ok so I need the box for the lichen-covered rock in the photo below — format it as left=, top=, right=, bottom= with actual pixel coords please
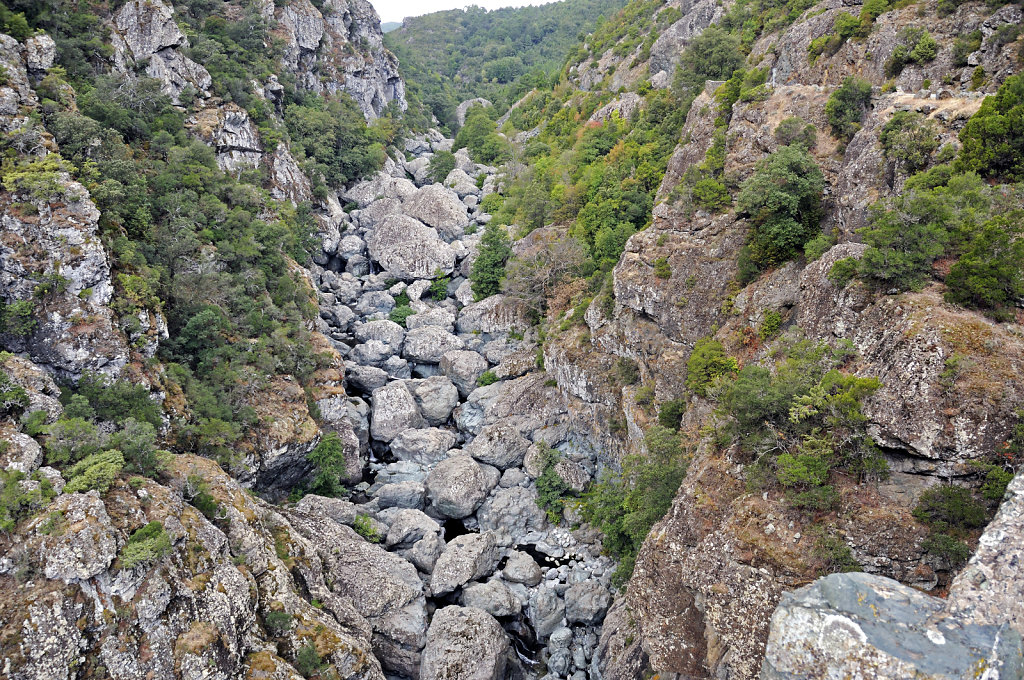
left=760, top=572, right=1023, bottom=680
left=406, top=375, right=460, bottom=425
left=420, top=606, right=509, bottom=680
left=188, top=102, right=263, bottom=171
left=388, top=427, right=457, bottom=464
left=462, top=579, right=522, bottom=618
left=109, top=0, right=212, bottom=101
left=425, top=454, right=492, bottom=519
left=475, top=486, right=548, bottom=543
left=403, top=326, right=466, bottom=364
left=403, top=184, right=470, bottom=240
left=370, top=380, right=426, bottom=443
left=430, top=532, right=501, bottom=596
left=502, top=550, right=542, bottom=587
left=37, top=492, right=117, bottom=583
left=439, top=349, right=490, bottom=398
left=564, top=581, right=612, bottom=625
left=464, top=422, right=532, bottom=470
left=365, top=215, right=457, bottom=281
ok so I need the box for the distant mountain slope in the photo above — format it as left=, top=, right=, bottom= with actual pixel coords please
left=381, top=21, right=401, bottom=32
left=385, top=0, right=627, bottom=130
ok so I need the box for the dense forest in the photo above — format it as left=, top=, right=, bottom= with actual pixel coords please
left=385, top=0, right=627, bottom=130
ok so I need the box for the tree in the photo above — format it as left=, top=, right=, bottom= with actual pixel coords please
left=944, top=214, right=1024, bottom=319
left=502, top=236, right=587, bottom=314
left=470, top=222, right=512, bottom=299
left=880, top=111, right=938, bottom=176
left=958, top=74, right=1024, bottom=182
left=306, top=432, right=348, bottom=497
left=737, top=145, right=825, bottom=267
left=685, top=338, right=738, bottom=397
left=825, top=76, right=872, bottom=141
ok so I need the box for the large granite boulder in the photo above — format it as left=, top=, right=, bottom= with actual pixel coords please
left=365, top=215, right=456, bottom=281
left=403, top=326, right=466, bottom=364
left=439, top=350, right=490, bottom=398
left=402, top=184, right=470, bottom=240
left=420, top=606, right=509, bottom=680
left=388, top=427, right=457, bottom=464
left=370, top=381, right=425, bottom=443
left=430, top=532, right=501, bottom=596
left=425, top=454, right=493, bottom=519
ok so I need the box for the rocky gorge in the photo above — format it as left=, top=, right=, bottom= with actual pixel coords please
left=0, top=0, right=1022, bottom=678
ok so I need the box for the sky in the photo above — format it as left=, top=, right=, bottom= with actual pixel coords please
left=371, top=1, right=552, bottom=24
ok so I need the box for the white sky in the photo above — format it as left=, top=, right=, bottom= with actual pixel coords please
left=371, top=1, right=552, bottom=24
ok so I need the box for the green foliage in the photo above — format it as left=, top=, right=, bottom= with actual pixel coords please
left=657, top=399, right=687, bottom=430
left=264, top=610, right=293, bottom=637
left=63, top=449, right=124, bottom=494
left=685, top=338, right=738, bottom=397
left=813, top=531, right=862, bottom=573
left=186, top=473, right=226, bottom=524
left=427, top=150, right=456, bottom=183
left=0, top=469, right=55, bottom=533
left=774, top=116, right=817, bottom=149
left=306, top=433, right=349, bottom=498
left=389, top=305, right=415, bottom=327
left=476, top=370, right=498, bottom=387
left=45, top=417, right=105, bottom=466
left=671, top=25, right=744, bottom=97
left=70, top=372, right=162, bottom=428
left=285, top=95, right=387, bottom=188
left=944, top=213, right=1024, bottom=319
left=759, top=310, right=783, bottom=340
left=581, top=424, right=689, bottom=585
left=120, top=521, right=172, bottom=570
left=534, top=443, right=574, bottom=523
left=20, top=410, right=48, bottom=437
left=653, top=257, right=671, bottom=279
left=737, top=144, right=824, bottom=269
left=0, top=299, right=36, bottom=337
left=0, top=4, right=32, bottom=39
left=470, top=222, right=511, bottom=299
left=353, top=514, right=382, bottom=543
left=913, top=485, right=987, bottom=530
left=920, top=532, right=971, bottom=567
left=953, top=31, right=983, bottom=68
left=958, top=74, right=1024, bottom=182
left=613, top=358, right=640, bottom=385
left=881, top=111, right=939, bottom=175
left=294, top=642, right=324, bottom=678
left=827, top=257, right=860, bottom=287
left=454, top=105, right=510, bottom=164
left=825, top=76, right=873, bottom=142
left=1, top=153, right=76, bottom=201
left=429, top=272, right=451, bottom=301
left=884, top=28, right=938, bottom=77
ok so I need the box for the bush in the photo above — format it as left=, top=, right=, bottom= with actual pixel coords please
left=827, top=257, right=860, bottom=287
left=774, top=116, right=817, bottom=149
left=353, top=514, right=382, bottom=543
left=913, top=485, right=987, bottom=530
left=881, top=111, right=938, bottom=175
left=0, top=299, right=36, bottom=337
left=20, top=410, right=48, bottom=437
left=857, top=200, right=947, bottom=292
left=920, top=532, right=971, bottom=567
left=657, top=399, right=687, bottom=430
left=306, top=432, right=349, bottom=497
left=613, top=358, right=640, bottom=385
left=814, top=532, right=861, bottom=573
left=0, top=370, right=29, bottom=417
left=427, top=150, right=456, bottom=183
left=470, top=222, right=511, bottom=299
left=429, top=272, right=450, bottom=301
left=72, top=372, right=162, bottom=428
left=294, top=643, right=323, bottom=678
left=0, top=469, right=56, bottom=533
left=884, top=28, right=937, bottom=77
left=120, top=520, right=172, bottom=570
left=685, top=338, right=738, bottom=397
left=953, top=31, right=983, bottom=68
left=534, top=444, right=573, bottom=523
left=45, top=418, right=106, bottom=466
left=825, top=76, right=872, bottom=142
left=264, top=610, right=293, bottom=637
left=63, top=450, right=125, bottom=494
left=958, top=74, right=1024, bottom=182
left=737, top=144, right=824, bottom=268
left=944, top=214, right=1024, bottom=320
left=476, top=370, right=498, bottom=387
left=759, top=310, right=782, bottom=339
left=653, top=257, right=671, bottom=279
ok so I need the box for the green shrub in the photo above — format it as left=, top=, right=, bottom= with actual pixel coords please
left=634, top=384, right=655, bottom=406
left=803, top=233, right=836, bottom=261
left=389, top=304, right=415, bottom=326
left=774, top=116, right=817, bottom=149
left=45, top=417, right=105, bottom=466
left=814, top=532, right=862, bottom=573
left=72, top=372, right=162, bottom=428
left=0, top=370, right=29, bottom=417
left=306, top=432, right=349, bottom=497
left=613, top=358, right=640, bottom=385
left=958, top=74, right=1024, bottom=181
left=20, top=410, right=48, bottom=437
left=476, top=370, right=498, bottom=387
left=825, top=76, right=872, bottom=141
left=0, top=469, right=56, bottom=532
left=737, top=144, right=824, bottom=268
left=827, top=257, right=860, bottom=287
left=884, top=28, right=937, bottom=77
left=64, top=450, right=125, bottom=494
left=264, top=610, right=293, bottom=637
left=970, top=66, right=987, bottom=91
left=653, top=257, right=671, bottom=279
left=429, top=271, right=450, bottom=301
left=759, top=310, right=782, bottom=339
left=353, top=514, right=382, bottom=543
left=120, top=520, right=172, bottom=570
left=186, top=473, right=227, bottom=524
left=944, top=214, right=1024, bottom=320
left=657, top=399, right=687, bottom=430
left=427, top=150, right=456, bottom=183
left=294, top=643, right=323, bottom=678
left=953, top=31, right=983, bottom=68
left=913, top=485, right=987, bottom=530
left=470, top=222, right=511, bottom=300
left=920, top=532, right=971, bottom=567
left=534, top=443, right=573, bottom=523
left=685, top=338, right=738, bottom=397
left=857, top=201, right=948, bottom=292
left=0, top=299, right=36, bottom=337
left=880, top=111, right=938, bottom=174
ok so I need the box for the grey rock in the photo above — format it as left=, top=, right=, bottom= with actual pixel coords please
left=761, top=572, right=1023, bottom=680
left=346, top=363, right=390, bottom=394
left=440, top=349, right=490, bottom=398
left=354, top=290, right=395, bottom=318
left=375, top=481, right=426, bottom=510
left=403, top=326, right=466, bottom=364
left=406, top=307, right=457, bottom=332
left=549, top=627, right=574, bottom=649
left=366, top=214, right=456, bottom=281
left=426, top=455, right=493, bottom=519
left=421, top=606, right=509, bottom=680
left=403, top=184, right=470, bottom=241
left=499, top=468, right=527, bottom=488
left=295, top=494, right=358, bottom=526
left=529, top=586, right=565, bottom=640
left=477, top=486, right=548, bottom=543
left=564, top=582, right=611, bottom=625
left=40, top=492, right=117, bottom=582
left=382, top=355, right=412, bottom=380
left=456, top=294, right=531, bottom=336
left=431, top=532, right=501, bottom=596
left=388, top=427, right=458, bottom=465
left=444, top=168, right=481, bottom=199
left=370, top=381, right=425, bottom=443
left=354, top=319, right=405, bottom=355
left=462, top=579, right=522, bottom=618
left=384, top=509, right=442, bottom=549
left=554, top=459, right=590, bottom=493
left=464, top=422, right=531, bottom=470
left=343, top=172, right=417, bottom=208
left=407, top=375, right=460, bottom=425
left=503, top=550, right=543, bottom=587
left=547, top=647, right=572, bottom=676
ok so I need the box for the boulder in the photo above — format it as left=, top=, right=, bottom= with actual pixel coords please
left=345, top=364, right=390, bottom=394
left=502, top=551, right=542, bottom=587
left=761, top=572, right=1023, bottom=679
left=403, top=326, right=466, bottom=364
left=365, top=215, right=456, bottom=281
left=374, top=481, right=426, bottom=510
left=343, top=171, right=417, bottom=208
left=407, top=376, right=460, bottom=425
left=456, top=294, right=531, bottom=335
left=528, top=586, right=565, bottom=640
left=388, top=428, right=457, bottom=465
left=294, top=494, right=358, bottom=526
left=425, top=454, right=493, bottom=519
left=443, top=168, right=481, bottom=198
left=40, top=492, right=118, bottom=582
left=430, top=532, right=502, bottom=596
left=354, top=320, right=405, bottom=356
left=440, top=350, right=490, bottom=398
left=405, top=307, right=457, bottom=332
left=476, top=486, right=548, bottom=542
left=402, top=184, right=470, bottom=240
left=464, top=422, right=531, bottom=470
left=564, top=581, right=612, bottom=625
left=462, top=579, right=522, bottom=618
left=420, top=606, right=509, bottom=680
left=370, top=381, right=425, bottom=443
left=384, top=509, right=443, bottom=549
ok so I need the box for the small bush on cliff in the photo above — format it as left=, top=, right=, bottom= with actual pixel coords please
left=120, top=521, right=172, bottom=570
left=884, top=28, right=938, bottom=77
left=881, top=111, right=939, bottom=175
left=0, top=469, right=56, bottom=533
left=685, top=338, right=738, bottom=397
left=958, top=74, right=1024, bottom=182
left=825, top=76, right=872, bottom=142
left=943, top=213, right=1024, bottom=320
left=63, top=450, right=124, bottom=494
left=534, top=443, right=574, bottom=524
left=774, top=116, right=817, bottom=149
left=427, top=150, right=456, bottom=183
left=0, top=370, right=29, bottom=417
left=306, top=432, right=349, bottom=498
left=737, top=144, right=825, bottom=269
left=470, top=222, right=511, bottom=299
